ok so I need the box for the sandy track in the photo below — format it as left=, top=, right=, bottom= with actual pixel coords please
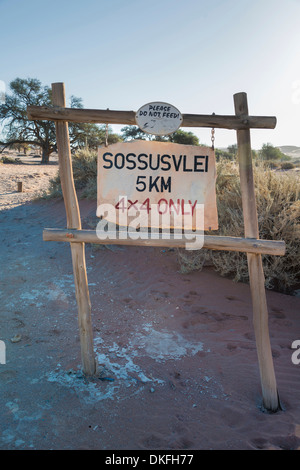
left=0, top=156, right=58, bottom=211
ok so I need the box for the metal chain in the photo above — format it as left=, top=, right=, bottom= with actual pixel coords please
left=211, top=127, right=215, bottom=150
left=105, top=123, right=108, bottom=147
left=105, top=108, right=109, bottom=147
left=211, top=112, right=215, bottom=150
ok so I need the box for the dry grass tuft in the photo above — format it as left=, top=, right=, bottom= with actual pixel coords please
left=0, top=155, right=23, bottom=164
left=44, top=148, right=98, bottom=199
left=178, top=160, right=300, bottom=294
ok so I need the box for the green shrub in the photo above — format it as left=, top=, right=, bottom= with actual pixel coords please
left=0, top=156, right=23, bottom=164
left=280, top=161, right=295, bottom=170
left=71, top=148, right=97, bottom=191
left=259, top=143, right=287, bottom=161
left=45, top=148, right=97, bottom=199
left=263, top=160, right=280, bottom=169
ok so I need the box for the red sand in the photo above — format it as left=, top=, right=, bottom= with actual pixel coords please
left=0, top=192, right=300, bottom=450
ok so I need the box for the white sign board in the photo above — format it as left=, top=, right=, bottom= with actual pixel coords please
left=97, top=141, right=218, bottom=232
left=135, top=102, right=182, bottom=136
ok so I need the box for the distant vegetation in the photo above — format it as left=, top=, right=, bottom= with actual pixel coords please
left=121, top=126, right=200, bottom=146
left=0, top=77, right=121, bottom=164
left=215, top=142, right=298, bottom=170
left=259, top=143, right=290, bottom=161
left=1, top=77, right=299, bottom=171
left=0, top=77, right=200, bottom=164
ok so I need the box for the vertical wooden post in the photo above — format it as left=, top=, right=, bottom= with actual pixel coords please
left=234, top=92, right=279, bottom=411
left=52, top=82, right=97, bottom=376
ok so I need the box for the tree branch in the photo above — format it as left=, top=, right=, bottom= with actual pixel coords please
left=0, top=139, right=42, bottom=152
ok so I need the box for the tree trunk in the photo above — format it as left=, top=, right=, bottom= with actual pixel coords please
left=41, top=145, right=51, bottom=164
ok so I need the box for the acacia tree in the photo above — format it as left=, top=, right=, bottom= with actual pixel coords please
left=259, top=143, right=288, bottom=161
left=168, top=129, right=199, bottom=145
left=0, top=78, right=120, bottom=163
left=121, top=125, right=151, bottom=141
left=121, top=125, right=199, bottom=145
left=0, top=78, right=56, bottom=162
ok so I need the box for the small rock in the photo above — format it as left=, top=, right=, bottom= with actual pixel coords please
left=10, top=334, right=22, bottom=343
left=150, top=387, right=155, bottom=393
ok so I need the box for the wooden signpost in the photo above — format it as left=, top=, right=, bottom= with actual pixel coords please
left=27, top=83, right=285, bottom=411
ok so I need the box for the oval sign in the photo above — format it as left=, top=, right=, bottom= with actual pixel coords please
left=135, top=101, right=182, bottom=136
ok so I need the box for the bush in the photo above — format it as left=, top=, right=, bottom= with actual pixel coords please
left=45, top=148, right=97, bottom=199
left=0, top=156, right=23, bottom=164
left=178, top=159, right=300, bottom=294
left=71, top=148, right=98, bottom=198
left=259, top=143, right=287, bottom=161
left=215, top=148, right=233, bottom=161
left=280, top=161, right=295, bottom=170
left=263, top=160, right=280, bottom=169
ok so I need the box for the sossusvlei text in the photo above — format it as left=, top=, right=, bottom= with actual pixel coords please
left=102, top=151, right=209, bottom=173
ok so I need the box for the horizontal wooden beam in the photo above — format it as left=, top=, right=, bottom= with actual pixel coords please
left=182, top=113, right=276, bottom=130
left=27, top=106, right=136, bottom=125
left=43, top=228, right=285, bottom=256
left=27, top=105, right=277, bottom=130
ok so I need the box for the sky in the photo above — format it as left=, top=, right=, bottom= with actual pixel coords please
left=0, top=0, right=300, bottom=149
